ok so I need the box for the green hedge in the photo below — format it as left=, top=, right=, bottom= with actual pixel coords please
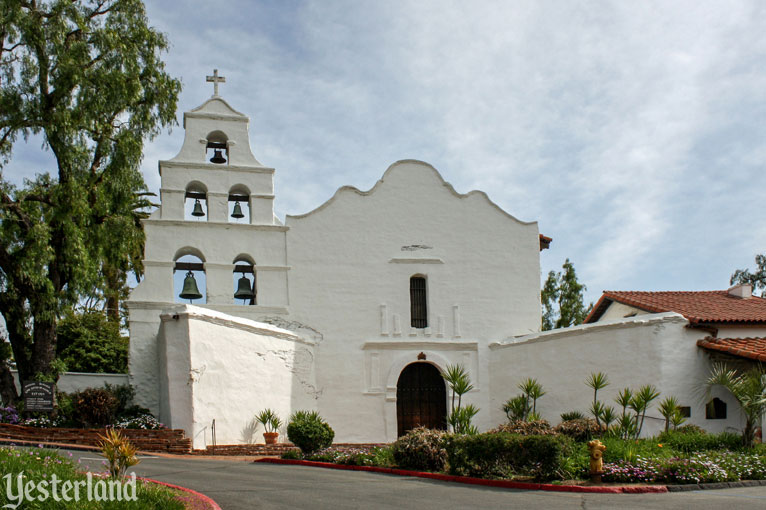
left=444, top=432, right=569, bottom=481
left=657, top=430, right=743, bottom=453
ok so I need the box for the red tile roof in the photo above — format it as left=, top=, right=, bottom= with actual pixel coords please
left=539, top=234, right=552, bottom=251
left=697, top=337, right=766, bottom=362
left=585, top=290, right=766, bottom=325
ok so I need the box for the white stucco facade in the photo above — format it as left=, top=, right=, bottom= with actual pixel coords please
left=128, top=90, right=753, bottom=446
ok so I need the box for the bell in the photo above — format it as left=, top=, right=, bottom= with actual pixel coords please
left=210, top=149, right=226, bottom=164
left=191, top=199, right=205, bottom=217
left=231, top=201, right=244, bottom=219
left=234, top=275, right=254, bottom=301
left=179, top=271, right=203, bottom=301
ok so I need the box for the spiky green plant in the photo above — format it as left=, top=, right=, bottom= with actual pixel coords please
left=586, top=372, right=609, bottom=426
left=658, top=396, right=681, bottom=434
left=630, top=385, right=660, bottom=439
left=706, top=363, right=766, bottom=448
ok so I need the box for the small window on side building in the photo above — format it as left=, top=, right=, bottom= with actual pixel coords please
left=705, top=398, right=726, bottom=419
left=410, top=276, right=427, bottom=328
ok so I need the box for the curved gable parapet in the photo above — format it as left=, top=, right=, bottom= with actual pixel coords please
left=286, top=159, right=536, bottom=226
left=187, top=96, right=246, bottom=119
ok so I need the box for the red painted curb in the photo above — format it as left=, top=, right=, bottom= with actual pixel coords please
left=140, top=477, right=222, bottom=510
left=255, top=458, right=669, bottom=494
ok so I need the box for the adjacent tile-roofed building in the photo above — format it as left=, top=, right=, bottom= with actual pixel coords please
left=696, top=337, right=766, bottom=363
left=584, top=287, right=766, bottom=325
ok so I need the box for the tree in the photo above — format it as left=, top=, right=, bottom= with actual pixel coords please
left=0, top=0, right=180, bottom=402
left=731, top=254, right=766, bottom=296
left=56, top=309, right=128, bottom=373
left=541, top=258, right=592, bottom=330
left=706, top=363, right=766, bottom=448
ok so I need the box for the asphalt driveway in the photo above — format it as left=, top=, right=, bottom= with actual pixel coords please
left=65, top=449, right=766, bottom=510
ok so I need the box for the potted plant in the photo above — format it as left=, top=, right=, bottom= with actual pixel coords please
left=255, top=409, right=282, bottom=445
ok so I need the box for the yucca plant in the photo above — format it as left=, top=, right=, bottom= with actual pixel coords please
left=256, top=409, right=282, bottom=433
left=503, top=395, right=531, bottom=421
left=658, top=396, right=681, bottom=433
left=98, top=428, right=140, bottom=479
left=441, top=364, right=479, bottom=434
left=706, top=363, right=766, bottom=448
left=629, top=384, right=660, bottom=439
left=586, top=372, right=609, bottom=426
left=518, top=378, right=546, bottom=417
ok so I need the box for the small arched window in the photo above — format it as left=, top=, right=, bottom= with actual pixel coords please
left=232, top=256, right=256, bottom=305
left=706, top=398, right=726, bottom=419
left=174, top=253, right=206, bottom=304
left=410, top=276, right=427, bottom=328
left=184, top=182, right=208, bottom=221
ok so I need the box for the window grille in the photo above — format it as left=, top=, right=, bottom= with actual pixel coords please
left=410, top=277, right=427, bottom=328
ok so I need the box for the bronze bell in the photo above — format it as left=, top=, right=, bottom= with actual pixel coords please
left=234, top=274, right=254, bottom=301
left=191, top=199, right=205, bottom=217
left=179, top=271, right=203, bottom=301
left=231, top=201, right=244, bottom=219
left=210, top=149, right=226, bottom=164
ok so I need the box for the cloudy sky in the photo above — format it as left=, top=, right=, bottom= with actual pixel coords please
left=5, top=0, right=766, bottom=305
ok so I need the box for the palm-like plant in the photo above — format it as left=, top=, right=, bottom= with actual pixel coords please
left=586, top=372, right=609, bottom=426
left=706, top=363, right=766, bottom=448
left=629, top=384, right=660, bottom=439
left=658, top=396, right=680, bottom=434
left=441, top=364, right=477, bottom=433
left=518, top=378, right=546, bottom=416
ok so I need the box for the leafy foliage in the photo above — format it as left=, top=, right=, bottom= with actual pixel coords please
left=0, top=0, right=180, bottom=400
left=541, top=258, right=592, bottom=330
left=731, top=254, right=766, bottom=296
left=553, top=418, right=603, bottom=442
left=445, top=432, right=571, bottom=481
left=71, top=387, right=118, bottom=427
left=56, top=310, right=128, bottom=373
left=286, top=410, right=334, bottom=454
left=657, top=430, right=743, bottom=454
left=560, top=410, right=585, bottom=422
left=490, top=419, right=555, bottom=436
left=706, top=363, right=766, bottom=448
left=440, top=364, right=478, bottom=434
left=390, top=427, right=448, bottom=472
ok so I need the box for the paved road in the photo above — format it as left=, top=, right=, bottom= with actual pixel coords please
left=66, top=450, right=766, bottom=510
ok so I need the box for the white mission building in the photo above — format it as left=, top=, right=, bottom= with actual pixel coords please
left=128, top=77, right=764, bottom=449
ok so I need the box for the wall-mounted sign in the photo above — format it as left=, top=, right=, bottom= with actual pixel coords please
left=23, top=382, right=56, bottom=412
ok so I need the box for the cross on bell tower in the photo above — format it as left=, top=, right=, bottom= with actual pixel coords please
left=206, top=69, right=226, bottom=97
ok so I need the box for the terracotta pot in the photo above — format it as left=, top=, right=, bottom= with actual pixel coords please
left=263, top=432, right=279, bottom=445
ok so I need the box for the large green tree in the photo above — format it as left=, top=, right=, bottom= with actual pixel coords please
left=731, top=254, right=766, bottom=296
left=0, top=0, right=180, bottom=403
left=541, top=258, right=592, bottom=330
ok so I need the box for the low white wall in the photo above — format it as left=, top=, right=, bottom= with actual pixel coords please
left=11, top=371, right=129, bottom=395
left=489, top=313, right=745, bottom=437
left=158, top=305, right=317, bottom=449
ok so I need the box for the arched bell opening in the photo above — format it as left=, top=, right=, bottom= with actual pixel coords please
left=228, top=185, right=250, bottom=224
left=232, top=256, right=256, bottom=305
left=184, top=182, right=208, bottom=221
left=206, top=130, right=229, bottom=165
left=174, top=253, right=206, bottom=304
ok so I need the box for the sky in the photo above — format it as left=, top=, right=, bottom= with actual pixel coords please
left=4, top=0, right=766, bottom=306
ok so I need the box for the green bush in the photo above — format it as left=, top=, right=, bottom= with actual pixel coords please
left=553, top=418, right=602, bottom=442
left=56, top=310, right=128, bottom=373
left=560, top=411, right=585, bottom=422
left=658, top=430, right=742, bottom=453
left=674, top=424, right=706, bottom=435
left=445, top=432, right=570, bottom=481
left=286, top=410, right=334, bottom=454
left=390, top=427, right=448, bottom=472
left=490, top=419, right=555, bottom=436
left=281, top=449, right=302, bottom=460
left=71, top=387, right=118, bottom=427
left=601, top=437, right=674, bottom=463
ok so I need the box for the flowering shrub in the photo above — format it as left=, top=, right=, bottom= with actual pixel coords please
left=490, top=419, right=555, bottom=436
left=603, top=452, right=766, bottom=484
left=391, top=427, right=448, bottom=472
left=23, top=415, right=64, bottom=428
left=115, top=414, right=165, bottom=430
left=554, top=418, right=603, bottom=442
left=0, top=405, right=19, bottom=424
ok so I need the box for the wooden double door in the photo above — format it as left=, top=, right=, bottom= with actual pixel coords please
left=396, top=362, right=447, bottom=436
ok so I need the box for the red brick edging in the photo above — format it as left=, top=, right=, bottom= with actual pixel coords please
left=255, top=458, right=669, bottom=494
left=140, top=477, right=221, bottom=510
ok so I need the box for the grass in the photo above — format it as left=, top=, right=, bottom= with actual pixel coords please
left=0, top=445, right=186, bottom=509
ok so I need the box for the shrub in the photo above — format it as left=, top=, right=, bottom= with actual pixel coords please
left=560, top=411, right=585, bottom=422
left=281, top=449, right=302, bottom=460
left=490, top=419, right=555, bottom=436
left=390, top=427, right=448, bottom=472
left=0, top=405, right=19, bottom=424
left=72, top=387, right=118, bottom=427
left=675, top=424, right=706, bottom=435
left=286, top=410, right=334, bottom=454
left=553, top=418, right=603, bottom=442
left=445, top=432, right=570, bottom=481
left=56, top=310, right=128, bottom=373
left=115, top=414, right=165, bottom=430
left=658, top=430, right=742, bottom=453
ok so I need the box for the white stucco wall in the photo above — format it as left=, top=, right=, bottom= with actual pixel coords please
left=157, top=305, right=317, bottom=449
left=490, top=313, right=746, bottom=436
left=11, top=371, right=129, bottom=395
left=286, top=160, right=542, bottom=441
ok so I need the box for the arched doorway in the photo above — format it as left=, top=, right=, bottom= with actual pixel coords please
left=396, top=363, right=447, bottom=436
